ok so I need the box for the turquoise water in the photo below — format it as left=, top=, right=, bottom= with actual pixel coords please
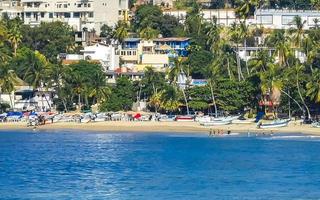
left=0, top=131, right=320, bottom=199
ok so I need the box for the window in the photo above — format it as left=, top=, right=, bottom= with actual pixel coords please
left=282, top=15, right=296, bottom=25
left=88, top=12, right=94, bottom=18
left=77, top=4, right=81, bottom=8
left=64, top=4, right=67, bottom=8
left=256, top=15, right=273, bottom=25
left=49, top=13, right=53, bottom=18
left=73, top=12, right=80, bottom=18
left=133, top=51, right=136, bottom=55
left=26, top=12, right=31, bottom=18
left=40, top=12, right=45, bottom=18
left=121, top=51, right=125, bottom=56
left=128, top=51, right=132, bottom=56
left=64, top=13, right=71, bottom=18
left=88, top=3, right=91, bottom=7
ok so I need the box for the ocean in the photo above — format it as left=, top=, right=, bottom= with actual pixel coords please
left=0, top=130, right=320, bottom=199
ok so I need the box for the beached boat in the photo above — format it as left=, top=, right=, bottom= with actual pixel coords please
left=176, top=115, right=194, bottom=122
left=200, top=120, right=232, bottom=126
left=258, top=119, right=290, bottom=129
left=159, top=115, right=176, bottom=122
left=213, top=115, right=240, bottom=121
left=312, top=122, right=320, bottom=128
left=196, top=115, right=212, bottom=123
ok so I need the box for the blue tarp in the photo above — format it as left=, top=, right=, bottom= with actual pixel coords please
left=7, top=112, right=23, bottom=117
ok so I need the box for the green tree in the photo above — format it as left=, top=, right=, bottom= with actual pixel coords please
left=6, top=20, right=22, bottom=56
left=0, top=65, right=19, bottom=108
left=21, top=21, right=74, bottom=62
left=113, top=21, right=129, bottom=44
left=306, top=69, right=320, bottom=104
left=168, top=58, right=190, bottom=115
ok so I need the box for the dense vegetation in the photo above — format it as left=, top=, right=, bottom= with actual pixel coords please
left=0, top=1, right=320, bottom=119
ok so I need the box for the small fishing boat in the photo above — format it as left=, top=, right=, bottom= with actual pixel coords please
left=176, top=115, right=194, bottom=122
left=159, top=115, right=176, bottom=122
left=213, top=115, right=240, bottom=121
left=312, top=122, right=320, bottom=128
left=196, top=115, right=212, bottom=123
left=258, top=119, right=290, bottom=129
left=200, top=120, right=232, bottom=126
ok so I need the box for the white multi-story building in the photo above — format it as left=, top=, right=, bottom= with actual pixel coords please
left=21, top=0, right=128, bottom=33
left=164, top=9, right=237, bottom=25
left=0, top=0, right=23, bottom=19
left=62, top=43, right=119, bottom=71
left=254, top=9, right=320, bottom=30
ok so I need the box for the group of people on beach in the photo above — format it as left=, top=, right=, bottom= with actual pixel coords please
left=209, top=129, right=231, bottom=136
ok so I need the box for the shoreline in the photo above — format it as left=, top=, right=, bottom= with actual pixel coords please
left=1, top=121, right=320, bottom=135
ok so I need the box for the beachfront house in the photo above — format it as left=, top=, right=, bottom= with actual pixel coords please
left=60, top=43, right=119, bottom=72
left=118, top=37, right=190, bottom=72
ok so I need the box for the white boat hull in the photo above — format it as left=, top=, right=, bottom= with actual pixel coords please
left=259, top=120, right=289, bottom=129
left=200, top=120, right=232, bottom=126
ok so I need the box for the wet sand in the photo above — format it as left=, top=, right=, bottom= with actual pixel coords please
left=0, top=121, right=319, bottom=135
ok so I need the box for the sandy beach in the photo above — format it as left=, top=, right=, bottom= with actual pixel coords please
left=0, top=121, right=320, bottom=135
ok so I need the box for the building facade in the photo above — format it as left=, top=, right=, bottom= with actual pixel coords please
left=255, top=9, right=320, bottom=30
left=20, top=0, right=127, bottom=33
left=119, top=37, right=190, bottom=71
left=61, top=43, right=119, bottom=71
left=0, top=0, right=23, bottom=19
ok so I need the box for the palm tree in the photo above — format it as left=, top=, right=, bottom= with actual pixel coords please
left=113, top=21, right=129, bottom=44
left=160, top=86, right=181, bottom=113
left=289, top=16, right=306, bottom=49
left=205, top=17, right=221, bottom=53
left=230, top=23, right=245, bottom=81
left=235, top=0, right=258, bottom=20
left=168, top=57, right=190, bottom=115
left=265, top=29, right=291, bottom=67
left=89, top=72, right=111, bottom=104
left=0, top=65, right=19, bottom=108
left=285, top=63, right=311, bottom=119
left=7, top=21, right=22, bottom=57
left=149, top=91, right=163, bottom=115
left=139, top=26, right=159, bottom=40
left=206, top=59, right=222, bottom=118
left=184, top=1, right=203, bottom=35
left=306, top=69, right=320, bottom=104
left=249, top=49, right=274, bottom=73
left=23, top=51, right=51, bottom=111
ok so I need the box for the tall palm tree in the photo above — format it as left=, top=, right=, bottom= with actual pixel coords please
left=168, top=57, right=190, bottom=115
left=206, top=63, right=220, bottom=118
left=7, top=22, right=22, bottom=57
left=205, top=17, right=221, bottom=53
left=230, top=23, right=245, bottom=81
left=289, top=16, right=306, bottom=49
left=285, top=63, right=311, bottom=119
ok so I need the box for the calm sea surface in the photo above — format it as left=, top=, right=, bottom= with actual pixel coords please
left=0, top=130, right=320, bottom=200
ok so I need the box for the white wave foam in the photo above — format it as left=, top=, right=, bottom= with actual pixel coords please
left=266, top=135, right=320, bottom=140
